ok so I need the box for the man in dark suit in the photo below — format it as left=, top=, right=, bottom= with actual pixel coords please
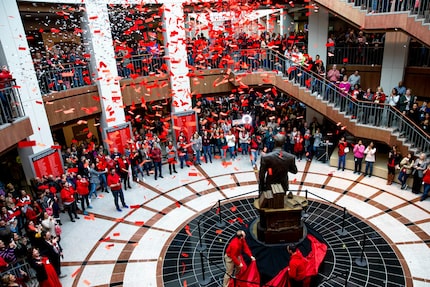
left=259, top=134, right=298, bottom=194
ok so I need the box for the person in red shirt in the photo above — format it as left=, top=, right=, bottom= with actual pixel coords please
left=60, top=182, right=79, bottom=222
left=287, top=244, right=308, bottom=287
left=75, top=175, right=91, bottom=215
left=150, top=144, right=163, bottom=180
left=0, top=65, right=13, bottom=122
left=337, top=136, right=348, bottom=171
left=107, top=168, right=128, bottom=212
left=223, top=230, right=256, bottom=287
left=420, top=166, right=430, bottom=201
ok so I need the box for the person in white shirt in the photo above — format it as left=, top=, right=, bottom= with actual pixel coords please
left=364, top=142, right=376, bottom=177
left=225, top=129, right=236, bottom=160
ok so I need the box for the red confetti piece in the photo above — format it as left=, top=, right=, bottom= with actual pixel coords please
left=216, top=229, right=223, bottom=234
left=134, top=221, right=144, bottom=226
left=113, top=233, right=120, bottom=237
left=181, top=252, right=189, bottom=258
left=99, top=236, right=111, bottom=242
left=71, top=267, right=81, bottom=278
left=230, top=206, right=237, bottom=212
left=130, top=204, right=140, bottom=209
left=188, top=172, right=198, bottom=177
left=35, top=100, right=43, bottom=105
left=18, top=141, right=36, bottom=148
left=18, top=47, right=26, bottom=50
left=175, top=202, right=181, bottom=208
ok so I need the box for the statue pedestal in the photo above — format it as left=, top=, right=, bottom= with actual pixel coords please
left=254, top=195, right=308, bottom=244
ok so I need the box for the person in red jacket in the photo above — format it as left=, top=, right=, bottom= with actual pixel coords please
left=420, top=166, right=430, bottom=201
left=150, top=144, right=163, bottom=180
left=107, top=168, right=128, bottom=212
left=75, top=175, right=92, bottom=215
left=287, top=244, right=308, bottom=287
left=60, top=182, right=79, bottom=222
left=0, top=65, right=13, bottom=122
left=223, top=230, right=256, bottom=287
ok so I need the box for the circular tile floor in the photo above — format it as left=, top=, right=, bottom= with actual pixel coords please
left=162, top=198, right=405, bottom=287
left=57, top=158, right=430, bottom=287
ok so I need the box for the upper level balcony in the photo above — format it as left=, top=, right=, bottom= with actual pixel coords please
left=0, top=79, right=33, bottom=153
left=314, top=0, right=430, bottom=46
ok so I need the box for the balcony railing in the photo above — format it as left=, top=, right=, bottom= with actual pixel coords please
left=408, top=46, right=430, bottom=66
left=116, top=53, right=166, bottom=78
left=326, top=46, right=384, bottom=66
left=0, top=79, right=25, bottom=125
left=37, top=64, right=92, bottom=94
left=346, top=0, right=430, bottom=16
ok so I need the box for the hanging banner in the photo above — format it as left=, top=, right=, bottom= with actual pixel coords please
left=30, top=148, right=64, bottom=178
left=172, top=111, right=198, bottom=143
left=103, top=122, right=132, bottom=154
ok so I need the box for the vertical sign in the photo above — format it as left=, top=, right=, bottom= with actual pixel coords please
left=103, top=122, right=132, bottom=154
left=172, top=111, right=198, bottom=143
left=30, top=148, right=64, bottom=178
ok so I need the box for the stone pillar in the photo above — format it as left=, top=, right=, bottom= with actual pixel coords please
left=0, top=1, right=55, bottom=182
left=162, top=2, right=192, bottom=113
left=380, top=32, right=409, bottom=92
left=308, top=6, right=329, bottom=66
left=81, top=0, right=126, bottom=126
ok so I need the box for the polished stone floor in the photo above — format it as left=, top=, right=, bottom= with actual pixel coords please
left=57, top=154, right=430, bottom=287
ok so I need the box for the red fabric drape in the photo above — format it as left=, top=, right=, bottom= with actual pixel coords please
left=262, top=234, right=328, bottom=287
left=229, top=260, right=260, bottom=287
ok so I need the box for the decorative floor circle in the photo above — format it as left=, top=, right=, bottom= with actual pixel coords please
left=162, top=198, right=405, bottom=287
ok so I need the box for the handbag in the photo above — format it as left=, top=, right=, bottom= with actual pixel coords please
left=344, top=147, right=350, bottom=153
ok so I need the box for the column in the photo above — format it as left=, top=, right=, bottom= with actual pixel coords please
left=162, top=2, right=192, bottom=113
left=81, top=0, right=125, bottom=126
left=307, top=6, right=329, bottom=66
left=0, top=1, right=54, bottom=181
left=380, top=32, right=409, bottom=92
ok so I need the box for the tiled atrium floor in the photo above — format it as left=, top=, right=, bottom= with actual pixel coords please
left=57, top=155, right=430, bottom=287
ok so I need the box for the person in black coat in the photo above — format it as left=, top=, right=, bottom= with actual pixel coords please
left=258, top=134, right=298, bottom=195
left=39, top=231, right=64, bottom=278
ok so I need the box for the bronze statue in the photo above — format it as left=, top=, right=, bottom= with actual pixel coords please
left=258, top=134, right=298, bottom=195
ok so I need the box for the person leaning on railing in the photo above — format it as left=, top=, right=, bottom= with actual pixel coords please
left=0, top=66, right=13, bottom=122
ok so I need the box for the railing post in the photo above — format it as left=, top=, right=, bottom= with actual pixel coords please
left=337, top=207, right=348, bottom=236
left=196, top=220, right=207, bottom=252
left=198, top=250, right=211, bottom=286
left=216, top=199, right=226, bottom=228
left=355, top=231, right=368, bottom=267
left=302, top=189, right=309, bottom=218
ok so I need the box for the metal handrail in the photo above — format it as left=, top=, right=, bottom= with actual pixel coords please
left=0, top=79, right=25, bottom=125
left=36, top=63, right=92, bottom=94
left=344, top=0, right=430, bottom=15
left=244, top=48, right=430, bottom=155
left=326, top=46, right=384, bottom=66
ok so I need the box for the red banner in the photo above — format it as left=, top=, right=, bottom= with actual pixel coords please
left=30, top=148, right=64, bottom=178
left=172, top=111, right=197, bottom=143
left=104, top=123, right=132, bottom=154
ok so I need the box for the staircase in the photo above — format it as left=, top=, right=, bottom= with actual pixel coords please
left=314, top=0, right=430, bottom=47
left=230, top=50, right=430, bottom=156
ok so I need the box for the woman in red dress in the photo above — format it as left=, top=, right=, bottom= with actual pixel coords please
left=28, top=248, right=62, bottom=287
